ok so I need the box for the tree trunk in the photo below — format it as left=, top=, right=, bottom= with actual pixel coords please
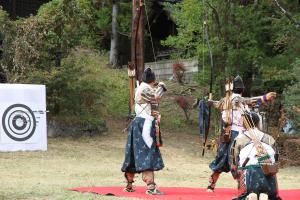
left=109, top=0, right=119, bottom=68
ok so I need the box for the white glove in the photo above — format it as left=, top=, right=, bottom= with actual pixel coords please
left=158, top=82, right=167, bottom=92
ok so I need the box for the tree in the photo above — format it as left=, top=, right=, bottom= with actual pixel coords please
left=109, top=0, right=120, bottom=67
left=283, top=59, right=300, bottom=130
left=163, top=0, right=300, bottom=98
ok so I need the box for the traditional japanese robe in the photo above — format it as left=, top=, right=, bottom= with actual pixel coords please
left=231, top=128, right=281, bottom=200
left=209, top=93, right=246, bottom=172
left=121, top=82, right=164, bottom=173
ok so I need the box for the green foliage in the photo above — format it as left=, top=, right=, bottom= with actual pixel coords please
left=0, top=9, right=9, bottom=39
left=1, top=0, right=299, bottom=134
left=37, top=0, right=110, bottom=50
left=22, top=49, right=103, bottom=129
left=0, top=9, right=16, bottom=75
left=95, top=4, right=111, bottom=33
left=0, top=0, right=115, bottom=82
left=22, top=48, right=128, bottom=132
left=283, top=59, right=300, bottom=130
left=0, top=0, right=132, bottom=135
left=162, top=0, right=204, bottom=58
left=23, top=48, right=128, bottom=130
left=0, top=0, right=128, bottom=74
left=118, top=2, right=132, bottom=36
left=163, top=0, right=300, bottom=99
left=171, top=117, right=184, bottom=128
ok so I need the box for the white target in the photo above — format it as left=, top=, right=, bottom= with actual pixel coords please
left=2, top=104, right=36, bottom=141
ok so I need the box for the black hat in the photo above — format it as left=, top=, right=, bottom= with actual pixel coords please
left=142, top=68, right=156, bottom=83
left=0, top=72, right=7, bottom=83
left=233, top=75, right=244, bottom=93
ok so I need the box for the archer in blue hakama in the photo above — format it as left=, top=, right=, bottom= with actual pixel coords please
left=121, top=68, right=166, bottom=195
left=121, top=117, right=164, bottom=173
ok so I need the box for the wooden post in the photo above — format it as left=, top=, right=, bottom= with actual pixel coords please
left=131, top=0, right=145, bottom=83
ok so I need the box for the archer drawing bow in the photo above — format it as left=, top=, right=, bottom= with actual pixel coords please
left=222, top=78, right=233, bottom=143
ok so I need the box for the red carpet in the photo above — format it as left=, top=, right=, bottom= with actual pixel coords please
left=69, top=186, right=299, bottom=199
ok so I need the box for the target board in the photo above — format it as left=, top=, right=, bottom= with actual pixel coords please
left=0, top=84, right=47, bottom=151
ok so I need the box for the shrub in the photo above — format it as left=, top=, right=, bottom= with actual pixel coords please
left=283, top=59, right=300, bottom=132
left=22, top=48, right=128, bottom=135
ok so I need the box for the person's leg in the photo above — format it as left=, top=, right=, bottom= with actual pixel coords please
left=207, top=171, right=221, bottom=192
left=142, top=171, right=164, bottom=195
left=207, top=131, right=236, bottom=192
left=124, top=172, right=135, bottom=192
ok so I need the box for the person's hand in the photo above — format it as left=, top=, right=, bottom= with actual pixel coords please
left=155, top=96, right=161, bottom=102
left=207, top=100, right=214, bottom=107
left=266, top=92, right=277, bottom=101
left=158, top=82, right=167, bottom=91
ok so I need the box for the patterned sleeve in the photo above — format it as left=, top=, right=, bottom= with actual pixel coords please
left=141, top=87, right=156, bottom=103
left=141, top=87, right=159, bottom=113
left=243, top=95, right=270, bottom=107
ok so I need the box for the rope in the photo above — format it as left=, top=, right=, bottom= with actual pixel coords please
left=144, top=0, right=159, bottom=78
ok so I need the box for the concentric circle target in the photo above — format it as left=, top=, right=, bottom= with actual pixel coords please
left=2, top=104, right=36, bottom=141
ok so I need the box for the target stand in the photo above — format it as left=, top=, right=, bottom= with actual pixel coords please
left=0, top=84, right=47, bottom=151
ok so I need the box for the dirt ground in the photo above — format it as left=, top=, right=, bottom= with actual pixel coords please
left=0, top=120, right=299, bottom=200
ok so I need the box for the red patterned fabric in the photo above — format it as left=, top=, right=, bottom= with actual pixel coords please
left=238, top=170, right=247, bottom=196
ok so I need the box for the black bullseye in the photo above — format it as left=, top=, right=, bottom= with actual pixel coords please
left=12, top=115, right=27, bottom=130
left=2, top=104, right=36, bottom=141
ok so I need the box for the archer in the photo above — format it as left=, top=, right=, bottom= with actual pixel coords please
left=205, top=75, right=277, bottom=192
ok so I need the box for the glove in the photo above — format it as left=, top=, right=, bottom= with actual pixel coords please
left=155, top=82, right=167, bottom=101
left=266, top=92, right=277, bottom=101
left=158, top=82, right=167, bottom=92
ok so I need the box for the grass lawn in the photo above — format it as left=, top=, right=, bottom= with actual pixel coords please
left=0, top=120, right=299, bottom=200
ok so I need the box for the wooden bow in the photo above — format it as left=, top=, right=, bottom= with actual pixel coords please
left=128, top=0, right=144, bottom=116
left=202, top=17, right=214, bottom=156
